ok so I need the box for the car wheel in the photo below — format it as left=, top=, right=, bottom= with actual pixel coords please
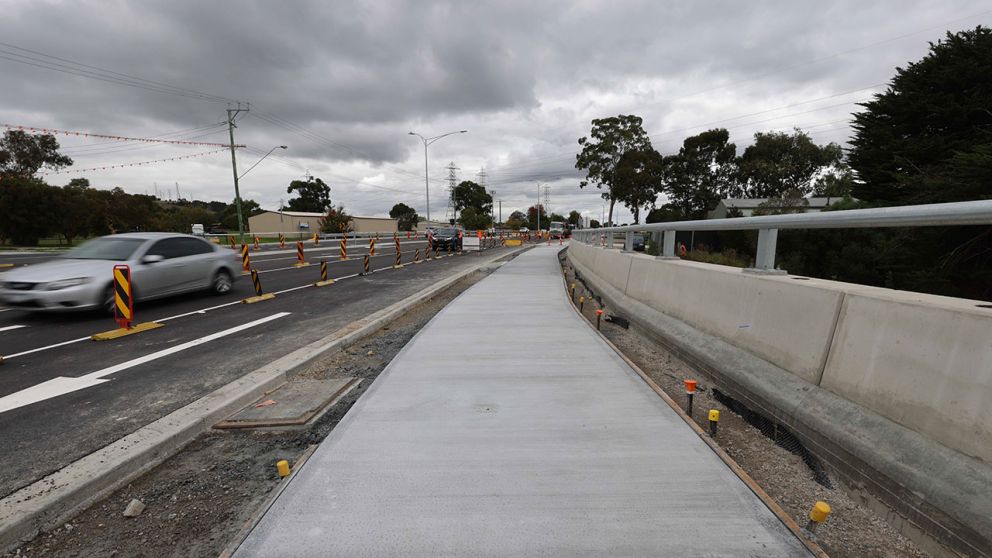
left=212, top=269, right=233, bottom=295
left=101, top=284, right=116, bottom=315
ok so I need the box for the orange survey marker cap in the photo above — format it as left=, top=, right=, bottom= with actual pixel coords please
left=684, top=379, right=697, bottom=394
left=596, top=309, right=603, bottom=316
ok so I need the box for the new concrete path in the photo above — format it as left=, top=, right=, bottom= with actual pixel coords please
left=235, top=245, right=810, bottom=557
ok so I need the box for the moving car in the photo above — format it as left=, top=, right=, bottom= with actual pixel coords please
left=549, top=221, right=566, bottom=239
left=431, top=228, right=463, bottom=251
left=0, top=233, right=240, bottom=312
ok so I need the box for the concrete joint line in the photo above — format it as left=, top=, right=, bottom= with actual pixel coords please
left=0, top=246, right=529, bottom=555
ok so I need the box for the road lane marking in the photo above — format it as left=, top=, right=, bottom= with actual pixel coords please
left=0, top=312, right=291, bottom=414
left=0, top=325, right=26, bottom=332
left=5, top=336, right=91, bottom=359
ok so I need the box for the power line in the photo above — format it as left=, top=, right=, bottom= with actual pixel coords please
left=0, top=41, right=239, bottom=103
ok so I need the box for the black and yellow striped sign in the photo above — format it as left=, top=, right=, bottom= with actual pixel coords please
left=313, top=233, right=319, bottom=247
left=296, top=241, right=305, bottom=265
left=395, top=249, right=401, bottom=267
left=241, top=244, right=251, bottom=272
left=113, top=264, right=133, bottom=328
left=253, top=235, right=260, bottom=250
left=363, top=254, right=370, bottom=274
left=368, top=237, right=376, bottom=257
left=426, top=236, right=433, bottom=259
left=228, top=236, right=236, bottom=249
left=320, top=260, right=328, bottom=281
left=250, top=268, right=263, bottom=296
left=279, top=233, right=285, bottom=248
left=340, top=236, right=348, bottom=261
left=414, top=249, right=421, bottom=263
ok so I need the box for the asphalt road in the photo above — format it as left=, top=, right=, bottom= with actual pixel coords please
left=0, top=238, right=513, bottom=499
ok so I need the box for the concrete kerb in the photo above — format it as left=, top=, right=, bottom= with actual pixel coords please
left=567, top=251, right=992, bottom=558
left=0, top=245, right=531, bottom=555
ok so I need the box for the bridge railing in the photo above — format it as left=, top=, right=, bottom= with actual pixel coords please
left=573, top=200, right=992, bottom=273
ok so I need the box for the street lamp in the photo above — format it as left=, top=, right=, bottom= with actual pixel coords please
left=233, top=145, right=287, bottom=240
left=408, top=130, right=467, bottom=226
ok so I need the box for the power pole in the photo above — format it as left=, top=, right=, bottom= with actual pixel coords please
left=445, top=162, right=459, bottom=225
left=543, top=185, right=552, bottom=218
left=227, top=102, right=249, bottom=242
left=536, top=182, right=542, bottom=232
left=489, top=189, right=496, bottom=227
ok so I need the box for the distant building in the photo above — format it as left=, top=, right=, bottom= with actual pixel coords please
left=707, top=197, right=842, bottom=219
left=248, top=210, right=398, bottom=234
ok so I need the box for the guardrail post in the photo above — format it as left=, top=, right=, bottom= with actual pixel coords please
left=749, top=228, right=786, bottom=274
left=658, top=230, right=678, bottom=260
left=623, top=231, right=634, bottom=252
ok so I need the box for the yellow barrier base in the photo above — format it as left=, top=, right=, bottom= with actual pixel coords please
left=412, top=260, right=422, bottom=264
left=242, top=270, right=251, bottom=276
left=504, top=239, right=522, bottom=247
left=243, top=293, right=276, bottom=304
left=0, top=263, right=15, bottom=268
left=315, top=279, right=335, bottom=287
left=91, top=321, right=164, bottom=341
left=294, top=262, right=310, bottom=268
left=393, top=264, right=405, bottom=269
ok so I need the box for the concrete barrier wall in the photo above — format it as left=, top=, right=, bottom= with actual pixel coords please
left=569, top=241, right=992, bottom=463
left=823, top=293, right=992, bottom=463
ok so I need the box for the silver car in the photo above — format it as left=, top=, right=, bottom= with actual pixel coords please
left=0, top=233, right=240, bottom=312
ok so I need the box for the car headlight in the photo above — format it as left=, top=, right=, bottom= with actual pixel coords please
left=45, top=277, right=91, bottom=290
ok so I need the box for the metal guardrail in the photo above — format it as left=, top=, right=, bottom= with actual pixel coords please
left=573, top=200, right=992, bottom=272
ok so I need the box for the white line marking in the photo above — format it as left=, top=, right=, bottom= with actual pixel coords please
left=0, top=325, right=26, bottom=332
left=5, top=336, right=90, bottom=359
left=0, top=312, right=291, bottom=414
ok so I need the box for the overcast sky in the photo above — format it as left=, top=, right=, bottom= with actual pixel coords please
left=0, top=1, right=988, bottom=223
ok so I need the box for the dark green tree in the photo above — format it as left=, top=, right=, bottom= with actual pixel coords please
left=612, top=148, right=664, bottom=223
left=286, top=176, right=331, bottom=212
left=736, top=129, right=843, bottom=198
left=52, top=178, right=96, bottom=244
left=526, top=204, right=548, bottom=229
left=0, top=177, right=55, bottom=245
left=458, top=207, right=491, bottom=231
left=589, top=219, right=601, bottom=228
left=0, top=131, right=73, bottom=178
left=506, top=210, right=527, bottom=230
left=849, top=26, right=992, bottom=204
left=567, top=210, right=582, bottom=226
left=219, top=199, right=262, bottom=231
left=662, top=129, right=738, bottom=218
left=389, top=202, right=420, bottom=231
left=453, top=180, right=493, bottom=215
left=576, top=114, right=653, bottom=226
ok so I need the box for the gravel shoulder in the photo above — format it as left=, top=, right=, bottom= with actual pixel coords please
left=561, top=252, right=928, bottom=558
left=3, top=269, right=491, bottom=558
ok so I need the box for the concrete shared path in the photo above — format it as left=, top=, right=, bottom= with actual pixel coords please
left=235, top=245, right=810, bottom=557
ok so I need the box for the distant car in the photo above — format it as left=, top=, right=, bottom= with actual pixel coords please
left=519, top=227, right=530, bottom=233
left=431, top=228, right=463, bottom=251
left=0, top=233, right=240, bottom=312
left=632, top=234, right=645, bottom=251
left=549, top=221, right=566, bottom=239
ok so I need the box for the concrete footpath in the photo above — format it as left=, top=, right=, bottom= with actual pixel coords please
left=234, top=245, right=811, bottom=557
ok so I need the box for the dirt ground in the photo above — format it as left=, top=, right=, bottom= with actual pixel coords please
left=561, top=255, right=928, bottom=558
left=3, top=270, right=490, bottom=558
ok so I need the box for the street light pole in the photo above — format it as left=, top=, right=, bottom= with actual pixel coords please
left=536, top=182, right=542, bottom=232
left=409, top=130, right=467, bottom=227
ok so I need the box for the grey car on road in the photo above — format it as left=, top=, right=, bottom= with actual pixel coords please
left=0, top=233, right=240, bottom=312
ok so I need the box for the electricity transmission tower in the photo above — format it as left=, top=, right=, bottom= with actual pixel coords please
left=445, top=162, right=459, bottom=224
left=543, top=185, right=552, bottom=218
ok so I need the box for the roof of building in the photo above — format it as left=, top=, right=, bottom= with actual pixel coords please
left=256, top=210, right=394, bottom=220
left=719, top=197, right=837, bottom=209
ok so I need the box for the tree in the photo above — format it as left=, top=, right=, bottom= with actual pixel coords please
left=813, top=166, right=855, bottom=203
left=662, top=129, right=738, bottom=219
left=0, top=177, right=54, bottom=245
left=219, top=199, right=262, bottom=231
left=286, top=176, right=331, bottom=212
left=389, top=202, right=419, bottom=231
left=0, top=131, right=73, bottom=178
left=576, top=114, right=653, bottom=226
left=526, top=204, right=548, bottom=230
left=736, top=129, right=843, bottom=198
left=458, top=207, right=491, bottom=230
left=613, top=148, right=664, bottom=223
left=646, top=204, right=689, bottom=223
left=321, top=204, right=352, bottom=233
left=567, top=210, right=582, bottom=226
left=506, top=210, right=527, bottom=230
left=589, top=219, right=601, bottom=228
left=849, top=26, right=992, bottom=204
left=52, top=178, right=96, bottom=244
left=548, top=212, right=566, bottom=223
left=453, top=180, right=493, bottom=216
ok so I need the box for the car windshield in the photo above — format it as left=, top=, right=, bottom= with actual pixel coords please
left=436, top=228, right=457, bottom=236
left=62, top=237, right=146, bottom=261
